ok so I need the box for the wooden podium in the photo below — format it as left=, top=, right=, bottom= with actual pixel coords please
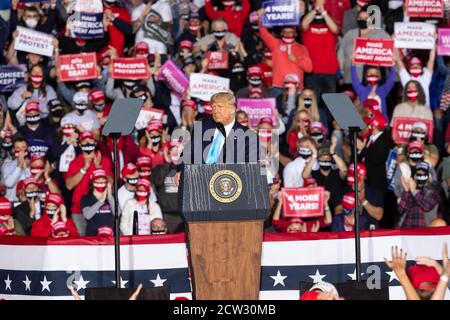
left=179, top=163, right=270, bottom=300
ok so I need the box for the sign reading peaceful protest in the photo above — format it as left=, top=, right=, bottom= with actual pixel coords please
left=110, top=57, right=150, bottom=80
left=406, top=0, right=444, bottom=18
left=0, top=65, right=26, bottom=92
left=14, top=26, right=54, bottom=57
left=438, top=28, right=450, bottom=55
left=237, top=98, right=276, bottom=127
left=135, top=107, right=165, bottom=130
left=391, top=117, right=434, bottom=144
left=394, top=22, right=436, bottom=49
left=189, top=73, right=230, bottom=101
left=206, top=51, right=229, bottom=70
left=282, top=187, right=325, bottom=218
left=353, top=38, right=394, bottom=67
left=70, top=0, right=104, bottom=39
left=57, top=52, right=98, bottom=82
left=156, top=60, right=189, bottom=98
left=262, top=0, right=300, bottom=27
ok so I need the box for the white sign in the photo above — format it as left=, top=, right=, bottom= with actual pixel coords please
left=394, top=22, right=436, bottom=49
left=75, top=0, right=103, bottom=13
left=135, top=107, right=165, bottom=130
left=14, top=26, right=54, bottom=57
left=189, top=73, right=230, bottom=101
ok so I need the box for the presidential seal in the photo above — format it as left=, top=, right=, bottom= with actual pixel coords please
left=209, top=170, right=243, bottom=203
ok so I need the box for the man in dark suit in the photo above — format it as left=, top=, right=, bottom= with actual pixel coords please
left=179, top=91, right=259, bottom=164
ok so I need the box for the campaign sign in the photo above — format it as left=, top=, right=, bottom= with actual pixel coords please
left=394, top=22, right=436, bottom=49
left=0, top=65, right=26, bottom=93
left=353, top=38, right=394, bottom=67
left=237, top=98, right=276, bottom=127
left=386, top=148, right=398, bottom=192
left=58, top=52, right=98, bottom=82
left=14, top=26, right=54, bottom=57
left=282, top=187, right=325, bottom=218
left=135, top=107, right=165, bottom=130
left=156, top=60, right=189, bottom=98
left=110, top=57, right=150, bottom=80
left=71, top=12, right=104, bottom=39
left=189, top=73, right=230, bottom=101
left=438, top=28, right=450, bottom=56
left=206, top=51, right=229, bottom=70
left=406, top=0, right=444, bottom=18
left=262, top=0, right=300, bottom=27
left=391, top=117, right=434, bottom=144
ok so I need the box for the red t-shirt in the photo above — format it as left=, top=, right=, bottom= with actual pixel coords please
left=139, top=145, right=167, bottom=168
left=258, top=61, right=273, bottom=88
left=301, top=24, right=339, bottom=75
left=288, top=130, right=301, bottom=157
left=65, top=152, right=113, bottom=214
left=31, top=215, right=79, bottom=238
left=106, top=6, right=131, bottom=57
left=324, top=0, right=351, bottom=33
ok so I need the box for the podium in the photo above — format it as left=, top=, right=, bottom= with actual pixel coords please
left=179, top=163, right=270, bottom=300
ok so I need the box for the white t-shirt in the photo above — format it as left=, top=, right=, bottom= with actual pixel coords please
left=118, top=184, right=157, bottom=211
left=283, top=157, right=306, bottom=188
left=61, top=110, right=101, bottom=131
left=135, top=28, right=167, bottom=54
left=131, top=3, right=146, bottom=21
left=399, top=68, right=432, bottom=107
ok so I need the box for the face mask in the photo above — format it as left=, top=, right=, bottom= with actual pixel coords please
left=311, top=132, right=324, bottom=143
left=189, top=24, right=201, bottom=33
left=303, top=98, right=312, bottom=108
left=31, top=75, right=43, bottom=85
left=415, top=174, right=428, bottom=188
left=136, top=190, right=149, bottom=201
left=25, top=18, right=39, bottom=29
left=81, top=144, right=96, bottom=154
left=75, top=104, right=88, bottom=114
left=214, top=31, right=226, bottom=40
left=104, top=0, right=116, bottom=6
left=319, top=160, right=333, bottom=171
left=31, top=166, right=44, bottom=175
left=222, top=0, right=235, bottom=6
left=62, top=127, right=76, bottom=137
left=127, top=178, right=138, bottom=186
left=248, top=78, right=262, bottom=86
left=93, top=103, right=105, bottom=112
left=406, top=90, right=419, bottom=101
left=251, top=24, right=259, bottom=31
left=93, top=181, right=107, bottom=193
left=409, top=67, right=422, bottom=77
left=51, top=109, right=64, bottom=118
left=2, top=141, right=12, bottom=149
left=26, top=115, right=40, bottom=125
left=298, top=147, right=312, bottom=159
left=408, top=152, right=423, bottom=163
left=26, top=191, right=39, bottom=199
left=139, top=169, right=151, bottom=179
left=411, top=131, right=426, bottom=141
left=357, top=20, right=368, bottom=29
left=151, top=229, right=167, bottom=234
left=46, top=208, right=58, bottom=217
left=282, top=36, right=295, bottom=44
left=232, top=66, right=245, bottom=74
left=366, top=75, right=379, bottom=86
left=151, top=135, right=161, bottom=145
left=123, top=81, right=136, bottom=88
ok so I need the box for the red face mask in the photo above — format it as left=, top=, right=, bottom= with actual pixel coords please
left=409, top=67, right=422, bottom=78
left=282, top=35, right=295, bottom=44
left=406, top=89, right=419, bottom=101
left=136, top=190, right=149, bottom=202
left=93, top=181, right=107, bottom=193
left=31, top=74, right=43, bottom=85
left=366, top=75, right=379, bottom=86
left=62, top=126, right=76, bottom=137
left=31, top=166, right=44, bottom=176
left=189, top=24, right=200, bottom=33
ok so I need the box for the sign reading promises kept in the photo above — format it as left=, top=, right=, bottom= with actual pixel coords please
left=282, top=187, right=325, bottom=218
left=262, top=0, right=300, bottom=27
left=110, top=57, right=150, bottom=80
left=0, top=65, right=26, bottom=92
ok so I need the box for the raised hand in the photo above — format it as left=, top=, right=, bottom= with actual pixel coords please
left=60, top=204, right=67, bottom=222
left=384, top=246, right=407, bottom=274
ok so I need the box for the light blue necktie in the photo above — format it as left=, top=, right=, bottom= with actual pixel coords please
left=205, top=131, right=224, bottom=164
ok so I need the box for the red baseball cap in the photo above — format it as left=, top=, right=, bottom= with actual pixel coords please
left=182, top=99, right=197, bottom=111
left=203, top=102, right=212, bottom=115
left=363, top=98, right=381, bottom=114
left=342, top=192, right=356, bottom=210
left=80, top=131, right=95, bottom=142
left=247, top=66, right=263, bottom=77
left=169, top=140, right=182, bottom=149
left=407, top=265, right=440, bottom=290
left=258, top=117, right=274, bottom=127
left=30, top=155, right=46, bottom=164
left=136, top=178, right=151, bottom=191
left=45, top=193, right=64, bottom=206
left=135, top=41, right=149, bottom=54
left=299, top=291, right=320, bottom=300
left=137, top=156, right=152, bottom=168
left=90, top=168, right=107, bottom=180
left=179, top=40, right=194, bottom=51
left=23, top=177, right=38, bottom=188
left=0, top=197, right=12, bottom=222
left=407, top=56, right=423, bottom=68
left=146, top=120, right=163, bottom=133
left=371, top=113, right=388, bottom=130
left=249, top=87, right=264, bottom=98
left=25, top=100, right=40, bottom=113
left=407, top=140, right=424, bottom=153
left=122, top=163, right=137, bottom=177
left=347, top=163, right=367, bottom=184
left=303, top=177, right=317, bottom=187
left=89, top=88, right=105, bottom=103
left=52, top=221, right=69, bottom=237
left=98, top=226, right=114, bottom=237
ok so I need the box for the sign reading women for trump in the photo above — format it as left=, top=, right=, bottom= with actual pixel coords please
left=391, top=117, right=434, bottom=144
left=189, top=73, right=230, bottom=101
left=406, top=0, right=444, bottom=18
left=57, top=52, right=98, bottom=82
left=394, top=22, right=436, bottom=49
left=262, top=0, right=300, bottom=27
left=111, top=58, right=150, bottom=80
left=70, top=0, right=104, bottom=39
left=282, top=187, right=324, bottom=218
left=156, top=60, right=189, bottom=98
left=237, top=98, right=276, bottom=127
left=353, top=38, right=394, bottom=67
left=438, top=28, right=450, bottom=55
left=0, top=65, right=26, bottom=92
left=14, top=26, right=54, bottom=57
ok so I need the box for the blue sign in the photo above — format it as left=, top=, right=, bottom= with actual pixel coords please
left=71, top=12, right=104, bottom=39
left=262, top=0, right=301, bottom=27
left=28, top=139, right=50, bottom=159
left=0, top=65, right=26, bottom=93
left=386, top=148, right=398, bottom=192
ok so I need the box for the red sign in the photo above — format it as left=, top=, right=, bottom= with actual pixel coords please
left=353, top=38, right=394, bottom=67
left=110, top=57, right=150, bottom=80
left=57, top=52, right=98, bottom=82
left=282, top=187, right=325, bottom=218
left=406, top=0, right=444, bottom=18
left=391, top=117, right=434, bottom=144
left=206, top=51, right=229, bottom=70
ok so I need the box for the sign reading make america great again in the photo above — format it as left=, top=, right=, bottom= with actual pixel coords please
left=406, top=0, right=444, bottom=18
left=353, top=38, right=394, bottom=67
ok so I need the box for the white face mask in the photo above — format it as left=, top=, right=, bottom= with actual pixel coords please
left=25, top=18, right=39, bottom=29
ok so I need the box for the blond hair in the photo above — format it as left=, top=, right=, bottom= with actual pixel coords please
left=211, top=91, right=236, bottom=107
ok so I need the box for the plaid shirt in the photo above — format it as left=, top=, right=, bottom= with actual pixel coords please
left=398, top=188, right=439, bottom=228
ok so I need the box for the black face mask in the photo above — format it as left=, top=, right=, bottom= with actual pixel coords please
left=298, top=147, right=312, bottom=159
left=303, top=98, right=312, bottom=108
left=75, top=104, right=88, bottom=115
left=311, top=133, right=324, bottom=143
left=127, top=178, right=138, bottom=186
left=411, top=131, right=426, bottom=141
left=46, top=208, right=57, bottom=216
left=357, top=19, right=368, bottom=29
left=26, top=191, right=39, bottom=199
left=314, top=17, right=326, bottom=25
left=81, top=144, right=96, bottom=154
left=415, top=174, right=428, bottom=189
left=123, top=81, right=136, bottom=89
left=231, top=66, right=245, bottom=74
left=319, top=160, right=333, bottom=171
left=93, top=103, right=105, bottom=112
left=2, top=141, right=12, bottom=150
left=26, top=115, right=40, bottom=125
left=408, top=152, right=423, bottom=163
left=214, top=31, right=226, bottom=40
left=251, top=24, right=259, bottom=31
left=51, top=109, right=64, bottom=118
left=151, top=229, right=166, bottom=234
left=151, top=136, right=161, bottom=145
